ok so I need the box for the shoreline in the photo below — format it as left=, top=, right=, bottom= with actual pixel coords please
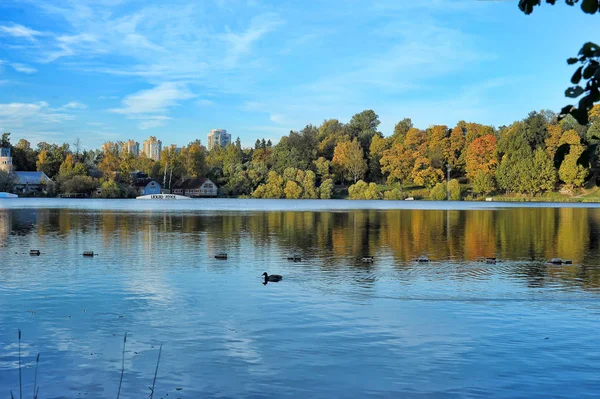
left=2, top=197, right=600, bottom=212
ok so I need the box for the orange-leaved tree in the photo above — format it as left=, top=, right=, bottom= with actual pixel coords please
left=465, top=134, right=498, bottom=180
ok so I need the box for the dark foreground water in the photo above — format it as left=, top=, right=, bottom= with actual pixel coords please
left=1, top=199, right=600, bottom=398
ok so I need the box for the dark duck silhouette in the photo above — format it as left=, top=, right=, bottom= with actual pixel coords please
left=263, top=272, right=283, bottom=283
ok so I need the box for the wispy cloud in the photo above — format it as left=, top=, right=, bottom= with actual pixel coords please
left=11, top=63, right=37, bottom=74
left=0, top=101, right=75, bottom=127
left=61, top=101, right=87, bottom=110
left=269, top=114, right=284, bottom=124
left=138, top=116, right=171, bottom=130
left=110, top=82, right=193, bottom=129
left=0, top=24, right=43, bottom=41
left=222, top=13, right=283, bottom=68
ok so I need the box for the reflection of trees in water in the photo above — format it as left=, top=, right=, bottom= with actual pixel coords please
left=3, top=207, right=600, bottom=288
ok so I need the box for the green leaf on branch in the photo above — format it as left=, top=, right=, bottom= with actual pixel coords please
left=553, top=143, right=570, bottom=168
left=583, top=63, right=599, bottom=79
left=566, top=86, right=584, bottom=98
left=581, top=0, right=599, bottom=14
left=572, top=66, right=583, bottom=84
left=579, top=42, right=600, bottom=58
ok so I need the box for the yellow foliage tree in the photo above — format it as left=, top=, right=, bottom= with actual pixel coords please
left=332, top=138, right=367, bottom=183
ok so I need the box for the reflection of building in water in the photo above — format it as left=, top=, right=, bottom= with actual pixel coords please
left=0, top=211, right=11, bottom=246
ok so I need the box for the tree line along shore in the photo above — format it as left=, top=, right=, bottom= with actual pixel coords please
left=1, top=106, right=600, bottom=201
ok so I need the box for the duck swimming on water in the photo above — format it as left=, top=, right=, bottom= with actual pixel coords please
left=262, top=272, right=283, bottom=282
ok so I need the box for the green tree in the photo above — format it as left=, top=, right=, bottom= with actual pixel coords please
left=317, top=119, right=348, bottom=159
left=262, top=171, right=284, bottom=198
left=0, top=170, right=16, bottom=192
left=347, top=110, right=381, bottom=151
left=0, top=132, right=10, bottom=148
left=100, top=180, right=122, bottom=198
left=448, top=179, right=461, bottom=200
left=368, top=134, right=390, bottom=182
left=314, top=157, right=333, bottom=180
left=472, top=170, right=496, bottom=196
left=182, top=140, right=205, bottom=177
left=383, top=188, right=406, bottom=200
left=444, top=125, right=466, bottom=173
left=60, top=175, right=98, bottom=195
left=272, top=125, right=318, bottom=173
left=319, top=178, right=334, bottom=199
left=300, top=170, right=318, bottom=199
left=530, top=148, right=557, bottom=194
left=348, top=180, right=368, bottom=199
left=391, top=118, right=413, bottom=144
left=430, top=182, right=447, bottom=201
left=559, top=152, right=588, bottom=188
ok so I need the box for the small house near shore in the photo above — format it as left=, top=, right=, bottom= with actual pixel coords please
left=13, top=171, right=52, bottom=194
left=172, top=177, right=217, bottom=197
left=140, top=180, right=161, bottom=195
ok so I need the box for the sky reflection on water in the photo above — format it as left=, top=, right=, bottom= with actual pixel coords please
left=0, top=201, right=599, bottom=398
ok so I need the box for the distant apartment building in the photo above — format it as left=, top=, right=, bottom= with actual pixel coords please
left=143, top=136, right=162, bottom=160
left=125, top=140, right=140, bottom=156
left=167, top=144, right=181, bottom=153
left=207, top=129, right=231, bottom=151
left=0, top=147, right=13, bottom=172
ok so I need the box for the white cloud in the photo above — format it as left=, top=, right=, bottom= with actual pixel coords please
left=11, top=63, right=37, bottom=74
left=61, top=101, right=87, bottom=109
left=0, top=101, right=75, bottom=127
left=269, top=114, right=284, bottom=124
left=111, top=82, right=193, bottom=116
left=110, top=82, right=193, bottom=129
left=0, top=24, right=43, bottom=41
left=138, top=116, right=171, bottom=130
left=222, top=13, right=283, bottom=68
left=44, top=33, right=98, bottom=62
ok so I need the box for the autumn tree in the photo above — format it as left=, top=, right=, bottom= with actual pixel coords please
left=36, top=149, right=50, bottom=175
left=411, top=156, right=443, bottom=188
left=380, top=143, right=415, bottom=188
left=317, top=119, right=348, bottom=159
left=444, top=125, right=466, bottom=173
left=332, top=139, right=367, bottom=183
left=465, top=134, right=498, bottom=180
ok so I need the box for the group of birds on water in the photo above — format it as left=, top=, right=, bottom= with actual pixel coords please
left=212, top=251, right=575, bottom=286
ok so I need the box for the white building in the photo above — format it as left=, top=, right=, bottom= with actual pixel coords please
left=125, top=140, right=140, bottom=156
left=207, top=129, right=231, bottom=151
left=0, top=147, right=13, bottom=172
left=143, top=136, right=162, bottom=160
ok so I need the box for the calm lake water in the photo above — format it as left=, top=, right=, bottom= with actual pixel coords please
left=1, top=199, right=600, bottom=398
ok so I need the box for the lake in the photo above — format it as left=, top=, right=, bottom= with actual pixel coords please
left=1, top=199, right=600, bottom=398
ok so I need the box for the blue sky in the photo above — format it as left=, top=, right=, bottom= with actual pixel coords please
left=0, top=0, right=597, bottom=150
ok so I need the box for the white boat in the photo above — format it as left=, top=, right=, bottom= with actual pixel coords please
left=136, top=194, right=191, bottom=200
left=0, top=192, right=18, bottom=198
